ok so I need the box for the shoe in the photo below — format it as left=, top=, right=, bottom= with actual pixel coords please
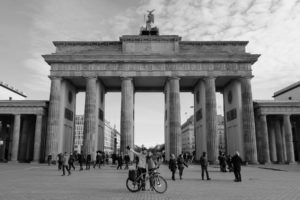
left=61, top=174, right=65, bottom=176
left=234, top=179, right=239, bottom=182
left=207, top=178, right=211, bottom=180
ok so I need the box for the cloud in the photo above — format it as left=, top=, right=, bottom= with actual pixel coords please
left=105, top=0, right=300, bottom=99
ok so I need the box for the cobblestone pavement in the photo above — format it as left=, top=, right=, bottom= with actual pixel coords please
left=0, top=163, right=299, bottom=200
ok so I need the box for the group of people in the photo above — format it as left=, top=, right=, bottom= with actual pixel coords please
left=50, top=151, right=110, bottom=176
left=168, top=151, right=243, bottom=182
left=168, top=154, right=188, bottom=180
left=218, top=151, right=243, bottom=182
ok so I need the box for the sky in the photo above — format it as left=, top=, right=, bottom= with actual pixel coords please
left=0, top=0, right=300, bottom=147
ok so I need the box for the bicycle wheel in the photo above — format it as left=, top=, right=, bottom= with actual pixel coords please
left=152, top=175, right=167, bottom=193
left=126, top=178, right=142, bottom=192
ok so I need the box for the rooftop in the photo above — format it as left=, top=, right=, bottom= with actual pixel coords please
left=273, top=80, right=300, bottom=97
left=0, top=81, right=27, bottom=98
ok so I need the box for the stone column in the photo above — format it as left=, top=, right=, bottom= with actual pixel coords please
left=168, top=77, right=182, bottom=157
left=268, top=120, right=277, bottom=162
left=46, top=77, right=62, bottom=158
left=120, top=77, right=134, bottom=159
left=33, top=115, right=43, bottom=162
left=274, top=117, right=284, bottom=163
left=283, top=115, right=295, bottom=163
left=11, top=114, right=21, bottom=161
left=204, top=77, right=217, bottom=163
left=83, top=77, right=97, bottom=156
left=259, top=115, right=271, bottom=163
left=240, top=76, right=258, bottom=164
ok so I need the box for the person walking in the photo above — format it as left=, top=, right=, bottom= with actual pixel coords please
left=68, top=153, right=76, bottom=170
left=231, top=151, right=243, bottom=182
left=177, top=154, right=188, bottom=180
left=86, top=154, right=91, bottom=170
left=169, top=154, right=177, bottom=181
left=127, top=146, right=147, bottom=191
left=199, top=152, right=211, bottom=180
left=57, top=153, right=63, bottom=171
left=62, top=152, right=71, bottom=176
left=117, top=154, right=123, bottom=170
left=94, top=152, right=101, bottom=169
left=78, top=151, right=85, bottom=171
left=47, top=155, right=52, bottom=166
left=226, top=154, right=233, bottom=172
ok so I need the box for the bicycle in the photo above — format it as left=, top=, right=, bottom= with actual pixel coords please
left=126, top=167, right=168, bottom=193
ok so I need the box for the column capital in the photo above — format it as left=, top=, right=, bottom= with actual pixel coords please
left=120, top=76, right=133, bottom=81
left=84, top=76, right=98, bottom=80
left=203, top=76, right=216, bottom=81
left=48, top=76, right=62, bottom=80
left=167, top=76, right=180, bottom=81
left=238, top=75, right=254, bottom=81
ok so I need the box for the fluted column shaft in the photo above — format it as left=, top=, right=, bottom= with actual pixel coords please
left=46, top=77, right=61, bottom=158
left=83, top=77, right=97, bottom=156
left=283, top=115, right=295, bottom=163
left=204, top=77, right=217, bottom=163
left=259, top=115, right=270, bottom=163
left=11, top=114, right=21, bottom=161
left=274, top=118, right=284, bottom=163
left=120, top=77, right=134, bottom=159
left=168, top=77, right=181, bottom=157
left=240, top=77, right=258, bottom=164
left=33, top=115, right=43, bottom=162
left=268, top=120, right=277, bottom=162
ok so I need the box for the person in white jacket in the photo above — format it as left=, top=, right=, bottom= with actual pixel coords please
left=127, top=146, right=147, bottom=190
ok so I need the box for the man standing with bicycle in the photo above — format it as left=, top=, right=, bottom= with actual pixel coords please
left=127, top=146, right=147, bottom=191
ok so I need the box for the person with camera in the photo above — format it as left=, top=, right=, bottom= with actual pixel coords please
left=127, top=145, right=147, bottom=191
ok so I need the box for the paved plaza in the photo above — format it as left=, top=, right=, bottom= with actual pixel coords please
left=0, top=163, right=300, bottom=200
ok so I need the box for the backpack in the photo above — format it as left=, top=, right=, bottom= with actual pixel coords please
left=128, top=169, right=137, bottom=181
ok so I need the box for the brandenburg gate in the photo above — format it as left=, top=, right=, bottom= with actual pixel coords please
left=43, top=20, right=260, bottom=163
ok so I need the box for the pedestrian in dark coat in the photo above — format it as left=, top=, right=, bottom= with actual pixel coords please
left=226, top=154, right=233, bottom=172
left=94, top=152, right=101, bottom=169
left=199, top=152, right=211, bottom=180
left=169, top=154, right=177, bottom=181
left=177, top=154, right=188, bottom=180
left=231, top=151, right=243, bottom=182
left=78, top=151, right=85, bottom=171
left=117, top=154, right=123, bottom=170
left=124, top=154, right=130, bottom=170
left=57, top=153, right=63, bottom=171
left=68, top=153, right=76, bottom=170
left=86, top=154, right=91, bottom=170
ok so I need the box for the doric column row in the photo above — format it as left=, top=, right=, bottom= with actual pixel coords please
left=258, top=115, right=296, bottom=164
